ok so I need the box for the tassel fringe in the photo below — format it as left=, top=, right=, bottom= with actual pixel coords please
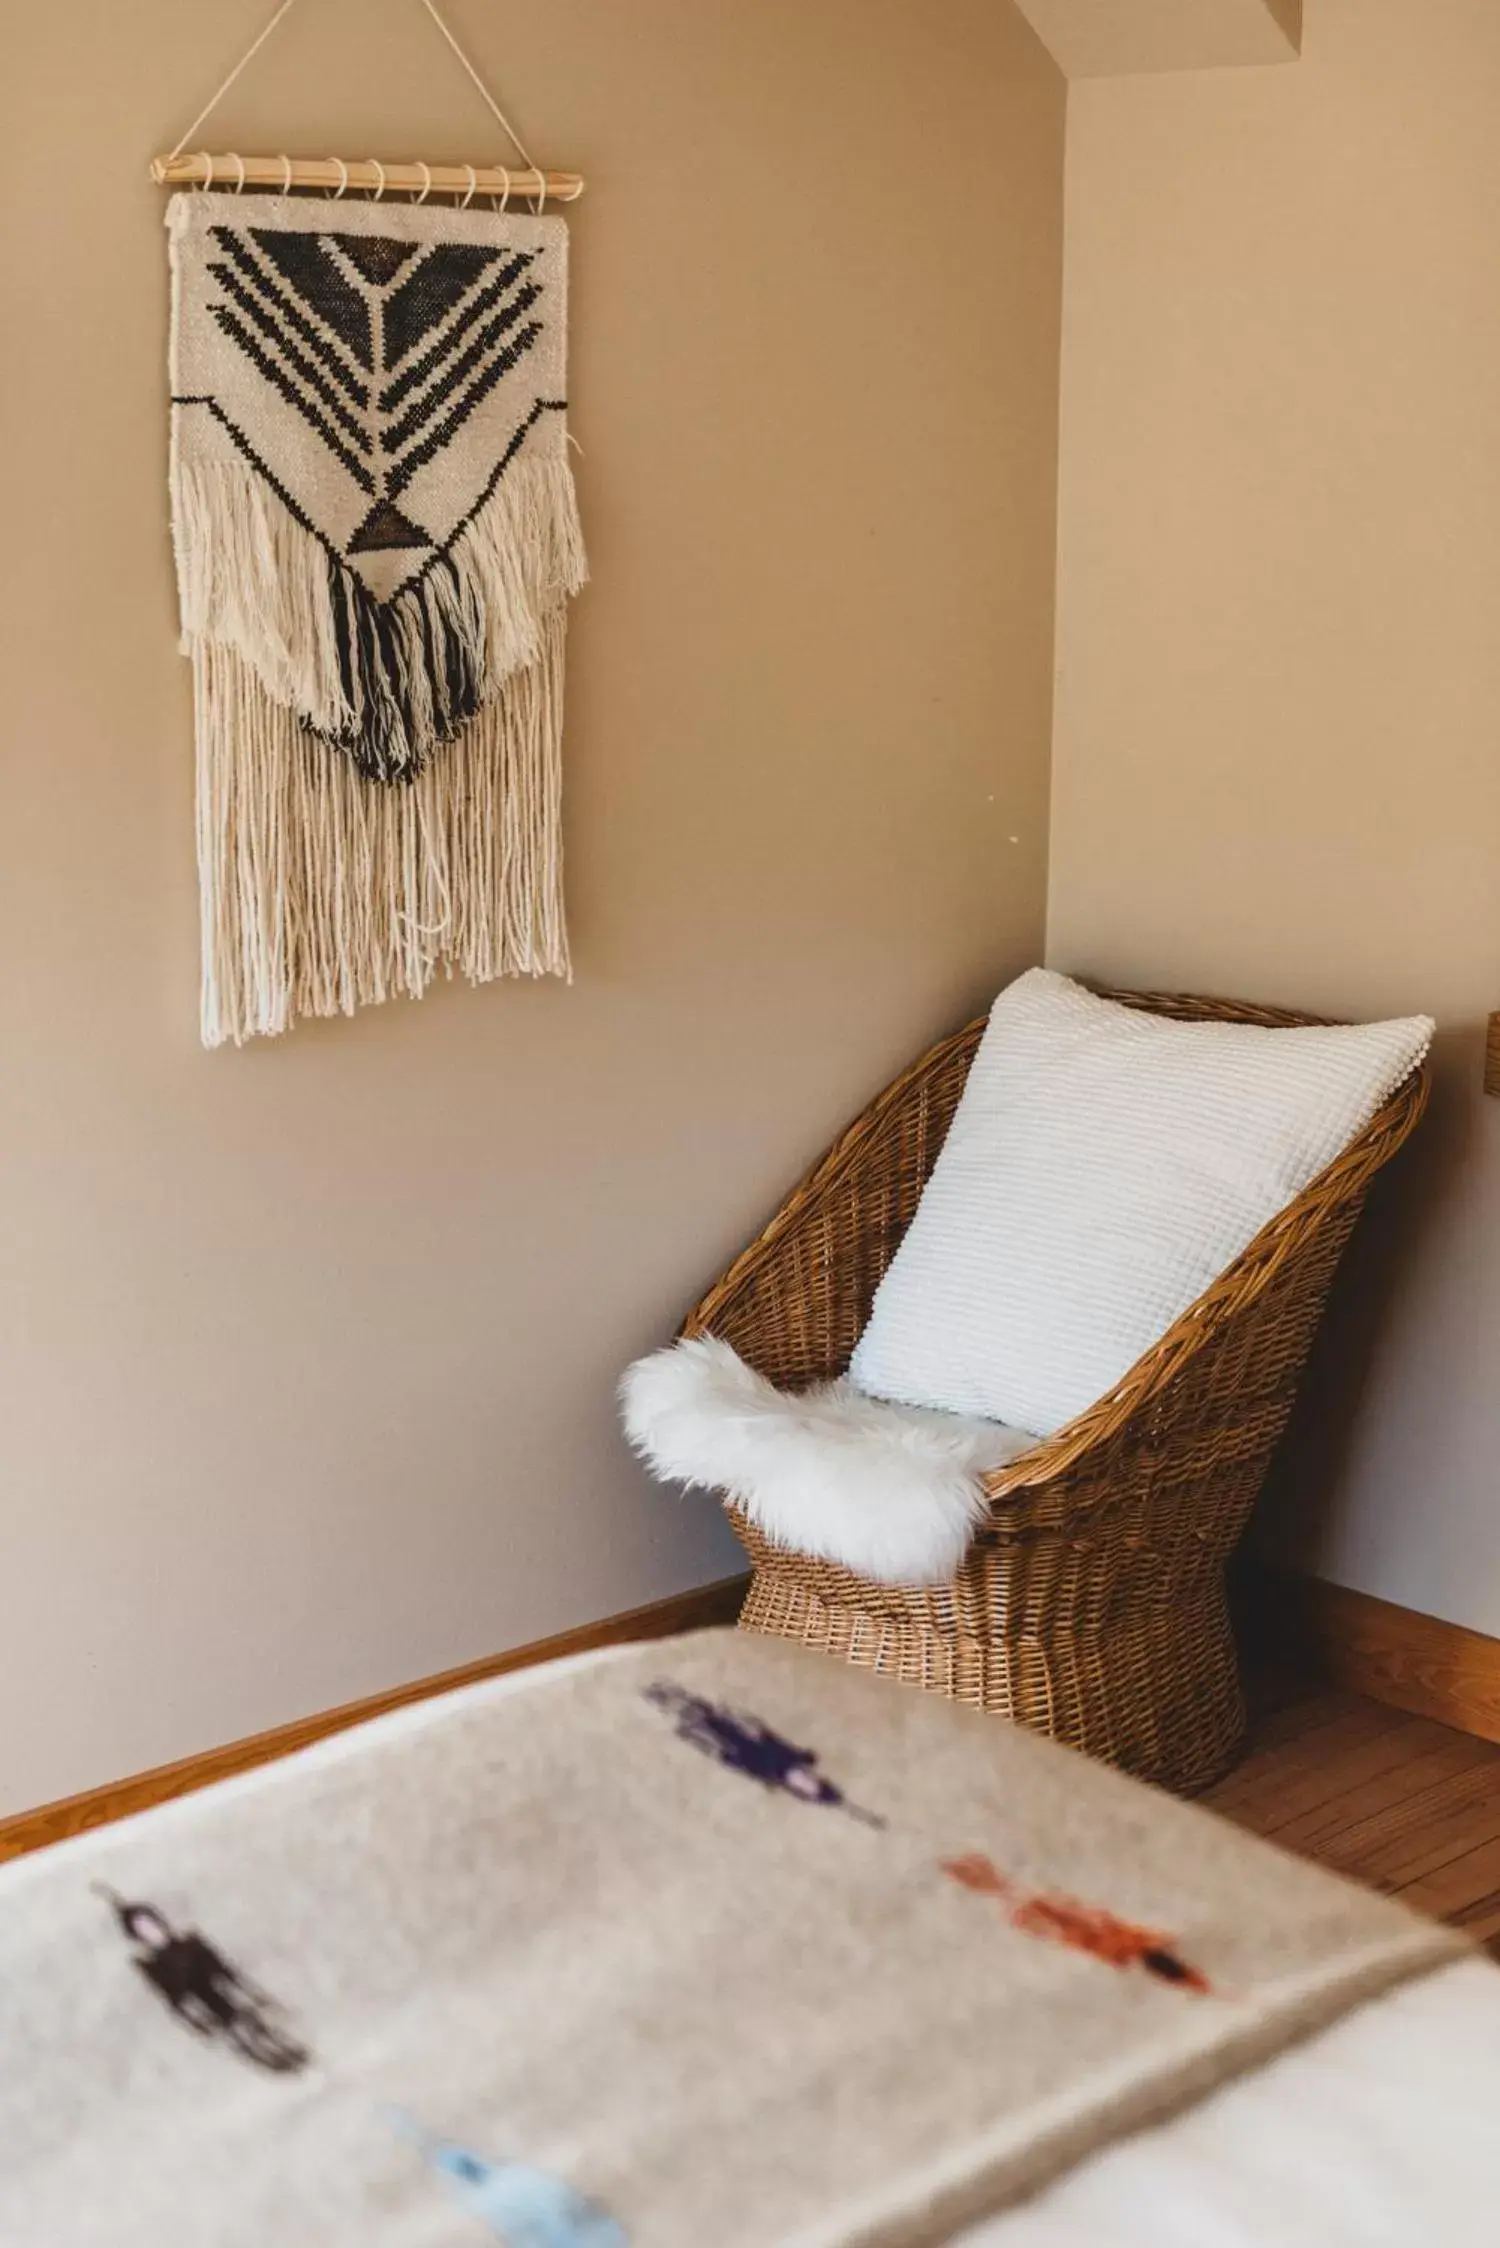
left=175, top=443, right=587, bottom=781
left=194, top=631, right=570, bottom=1049
left=174, top=449, right=353, bottom=739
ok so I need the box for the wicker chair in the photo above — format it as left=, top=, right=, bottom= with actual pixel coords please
left=681, top=989, right=1430, bottom=1795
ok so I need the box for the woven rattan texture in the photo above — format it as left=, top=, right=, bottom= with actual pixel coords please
left=684, top=990, right=1429, bottom=1793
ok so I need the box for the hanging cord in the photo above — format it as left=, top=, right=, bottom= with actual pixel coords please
left=414, top=0, right=534, bottom=172
left=166, top=0, right=547, bottom=198
left=168, top=0, right=303, bottom=159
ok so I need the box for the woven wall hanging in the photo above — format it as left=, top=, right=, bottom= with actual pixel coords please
left=156, top=2, right=587, bottom=1046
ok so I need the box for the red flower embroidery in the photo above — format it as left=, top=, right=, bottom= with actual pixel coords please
left=941, top=1853, right=1211, bottom=1994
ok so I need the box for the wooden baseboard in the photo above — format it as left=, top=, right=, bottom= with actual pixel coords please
left=1243, top=1566, right=1500, bottom=1746
left=0, top=1575, right=749, bottom=1867
left=16, top=1565, right=1490, bottom=1866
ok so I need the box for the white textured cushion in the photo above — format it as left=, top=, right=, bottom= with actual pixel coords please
left=620, top=1336, right=1036, bottom=1584
left=849, top=968, right=1433, bottom=1438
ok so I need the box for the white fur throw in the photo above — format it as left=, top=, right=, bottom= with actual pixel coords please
left=621, top=1336, right=1036, bottom=1584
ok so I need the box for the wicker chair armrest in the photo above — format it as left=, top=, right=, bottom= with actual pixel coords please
left=682, top=1022, right=982, bottom=1392
left=679, top=1184, right=861, bottom=1393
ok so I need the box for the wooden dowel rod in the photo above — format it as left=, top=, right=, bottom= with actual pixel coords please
left=150, top=152, right=585, bottom=202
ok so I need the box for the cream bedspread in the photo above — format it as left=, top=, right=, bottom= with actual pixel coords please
left=0, top=1632, right=1468, bottom=2247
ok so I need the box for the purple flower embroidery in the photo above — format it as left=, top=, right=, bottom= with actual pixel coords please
left=645, top=1683, right=884, bottom=1828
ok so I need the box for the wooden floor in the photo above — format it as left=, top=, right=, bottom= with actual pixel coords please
left=1203, top=1665, right=1500, bottom=1955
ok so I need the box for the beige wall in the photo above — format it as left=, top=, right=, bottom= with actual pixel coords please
left=1051, top=0, right=1500, bottom=1630
left=0, top=2, right=1062, bottom=1812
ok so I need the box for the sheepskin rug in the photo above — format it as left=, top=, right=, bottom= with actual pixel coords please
left=620, top=1336, right=1037, bottom=1585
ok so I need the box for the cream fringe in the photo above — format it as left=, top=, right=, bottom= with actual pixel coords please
left=194, top=630, right=570, bottom=1049
left=174, top=444, right=588, bottom=775
left=174, top=449, right=352, bottom=736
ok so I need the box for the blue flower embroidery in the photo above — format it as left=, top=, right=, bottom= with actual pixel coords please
left=392, top=2115, right=626, bottom=2246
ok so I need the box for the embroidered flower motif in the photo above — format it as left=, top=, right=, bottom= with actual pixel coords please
left=97, top=1885, right=310, bottom=2070
left=942, top=1854, right=1211, bottom=1993
left=644, top=1682, right=885, bottom=1828
left=390, top=2113, right=626, bottom=2245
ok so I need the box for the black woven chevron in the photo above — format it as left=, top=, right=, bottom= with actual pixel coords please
left=206, top=226, right=544, bottom=554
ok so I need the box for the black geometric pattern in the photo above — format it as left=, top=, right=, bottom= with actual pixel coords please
left=207, top=289, right=375, bottom=495
left=245, top=228, right=375, bottom=366
left=379, top=254, right=536, bottom=414
left=209, top=231, right=367, bottom=404
left=382, top=241, right=510, bottom=365
left=347, top=497, right=431, bottom=553
left=381, top=317, right=543, bottom=499
left=172, top=200, right=577, bottom=789
left=171, top=385, right=567, bottom=783
left=205, top=226, right=544, bottom=552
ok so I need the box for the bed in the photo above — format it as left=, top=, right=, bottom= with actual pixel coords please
left=1, top=1630, right=1493, bottom=2247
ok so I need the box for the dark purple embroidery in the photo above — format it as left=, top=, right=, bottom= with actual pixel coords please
left=98, top=1887, right=310, bottom=2071
left=645, top=1682, right=885, bottom=1828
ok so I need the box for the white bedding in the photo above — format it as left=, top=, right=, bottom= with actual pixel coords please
left=958, top=1953, right=1498, bottom=2247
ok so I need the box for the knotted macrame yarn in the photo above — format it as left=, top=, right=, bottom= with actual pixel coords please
left=167, top=191, right=586, bottom=1046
